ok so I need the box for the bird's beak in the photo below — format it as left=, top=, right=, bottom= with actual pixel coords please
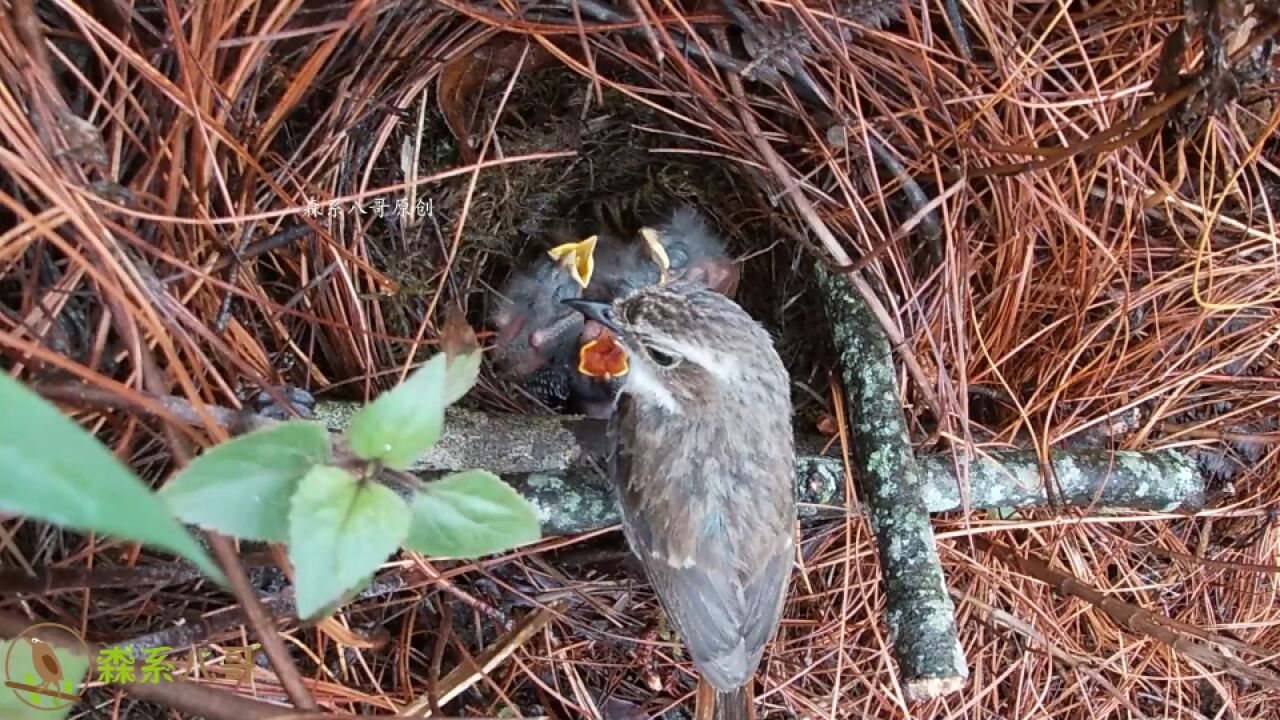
left=546, top=235, right=598, bottom=289
left=561, top=298, right=621, bottom=334
left=638, top=227, right=670, bottom=283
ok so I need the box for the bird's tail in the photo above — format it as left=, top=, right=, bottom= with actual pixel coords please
left=694, top=679, right=755, bottom=720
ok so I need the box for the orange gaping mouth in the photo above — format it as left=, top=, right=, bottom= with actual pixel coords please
left=578, top=330, right=629, bottom=379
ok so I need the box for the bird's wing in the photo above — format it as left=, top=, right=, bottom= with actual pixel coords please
left=607, top=396, right=788, bottom=690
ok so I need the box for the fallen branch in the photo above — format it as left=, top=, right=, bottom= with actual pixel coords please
left=32, top=382, right=1207, bottom=539
left=302, top=405, right=1204, bottom=520
left=815, top=266, right=967, bottom=700
left=495, top=448, right=1203, bottom=537
left=0, top=563, right=207, bottom=594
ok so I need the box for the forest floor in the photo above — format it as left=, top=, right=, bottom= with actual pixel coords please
left=1, top=1, right=1279, bottom=719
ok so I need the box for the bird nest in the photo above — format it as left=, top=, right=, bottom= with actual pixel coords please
left=1, top=1, right=1279, bottom=719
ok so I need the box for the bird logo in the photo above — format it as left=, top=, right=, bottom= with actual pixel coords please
left=3, top=623, right=89, bottom=711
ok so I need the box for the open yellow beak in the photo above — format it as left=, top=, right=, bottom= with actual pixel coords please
left=577, top=332, right=629, bottom=379
left=547, top=235, right=598, bottom=289
left=639, top=227, right=670, bottom=283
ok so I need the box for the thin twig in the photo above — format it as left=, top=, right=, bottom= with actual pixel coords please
left=403, top=602, right=564, bottom=715
left=205, top=535, right=319, bottom=710
left=976, top=537, right=1280, bottom=689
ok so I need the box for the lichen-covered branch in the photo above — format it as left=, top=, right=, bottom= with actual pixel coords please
left=500, top=448, right=1201, bottom=536
left=815, top=266, right=967, bottom=700
left=32, top=381, right=1205, bottom=527
left=313, top=401, right=608, bottom=475
left=803, top=448, right=1203, bottom=515
left=309, top=402, right=1203, bottom=515
left=304, top=399, right=1207, bottom=538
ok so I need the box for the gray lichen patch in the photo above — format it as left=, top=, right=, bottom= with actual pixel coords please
left=815, top=266, right=968, bottom=695
left=507, top=470, right=619, bottom=535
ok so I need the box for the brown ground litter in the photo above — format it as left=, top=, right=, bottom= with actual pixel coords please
left=2, top=1, right=1279, bottom=718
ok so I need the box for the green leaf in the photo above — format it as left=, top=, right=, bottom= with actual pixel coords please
left=297, top=571, right=378, bottom=621
left=0, top=634, right=90, bottom=719
left=0, top=374, right=224, bottom=584
left=160, top=420, right=331, bottom=542
left=288, top=465, right=411, bottom=619
left=443, top=346, right=481, bottom=406
left=346, top=354, right=447, bottom=470
left=406, top=470, right=540, bottom=559
left=439, top=306, right=481, bottom=405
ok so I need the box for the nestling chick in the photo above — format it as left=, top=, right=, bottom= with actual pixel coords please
left=587, top=228, right=663, bottom=300
left=490, top=232, right=627, bottom=416
left=639, top=206, right=741, bottom=297
left=564, top=282, right=795, bottom=720
left=562, top=229, right=655, bottom=415
left=489, top=235, right=597, bottom=379
left=521, top=328, right=622, bottom=418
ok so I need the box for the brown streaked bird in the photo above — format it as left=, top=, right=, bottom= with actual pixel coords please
left=564, top=282, right=795, bottom=720
left=638, top=207, right=741, bottom=297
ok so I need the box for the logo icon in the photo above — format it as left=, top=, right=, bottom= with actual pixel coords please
left=3, top=623, right=88, bottom=711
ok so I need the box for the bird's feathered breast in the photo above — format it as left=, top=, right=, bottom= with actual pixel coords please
left=608, top=367, right=795, bottom=691
left=613, top=383, right=793, bottom=571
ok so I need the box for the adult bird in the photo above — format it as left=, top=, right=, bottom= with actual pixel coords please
left=575, top=207, right=741, bottom=411
left=564, top=281, right=795, bottom=720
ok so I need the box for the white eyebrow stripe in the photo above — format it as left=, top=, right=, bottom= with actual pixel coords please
left=665, top=339, right=739, bottom=383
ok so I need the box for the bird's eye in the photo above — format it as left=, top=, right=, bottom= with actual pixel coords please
left=645, top=346, right=678, bottom=368
left=666, top=244, right=689, bottom=269
left=551, top=282, right=575, bottom=303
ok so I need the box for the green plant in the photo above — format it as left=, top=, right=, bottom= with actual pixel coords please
left=0, top=313, right=540, bottom=625
left=0, top=373, right=222, bottom=720
left=0, top=374, right=224, bottom=584
left=159, top=313, right=541, bottom=618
